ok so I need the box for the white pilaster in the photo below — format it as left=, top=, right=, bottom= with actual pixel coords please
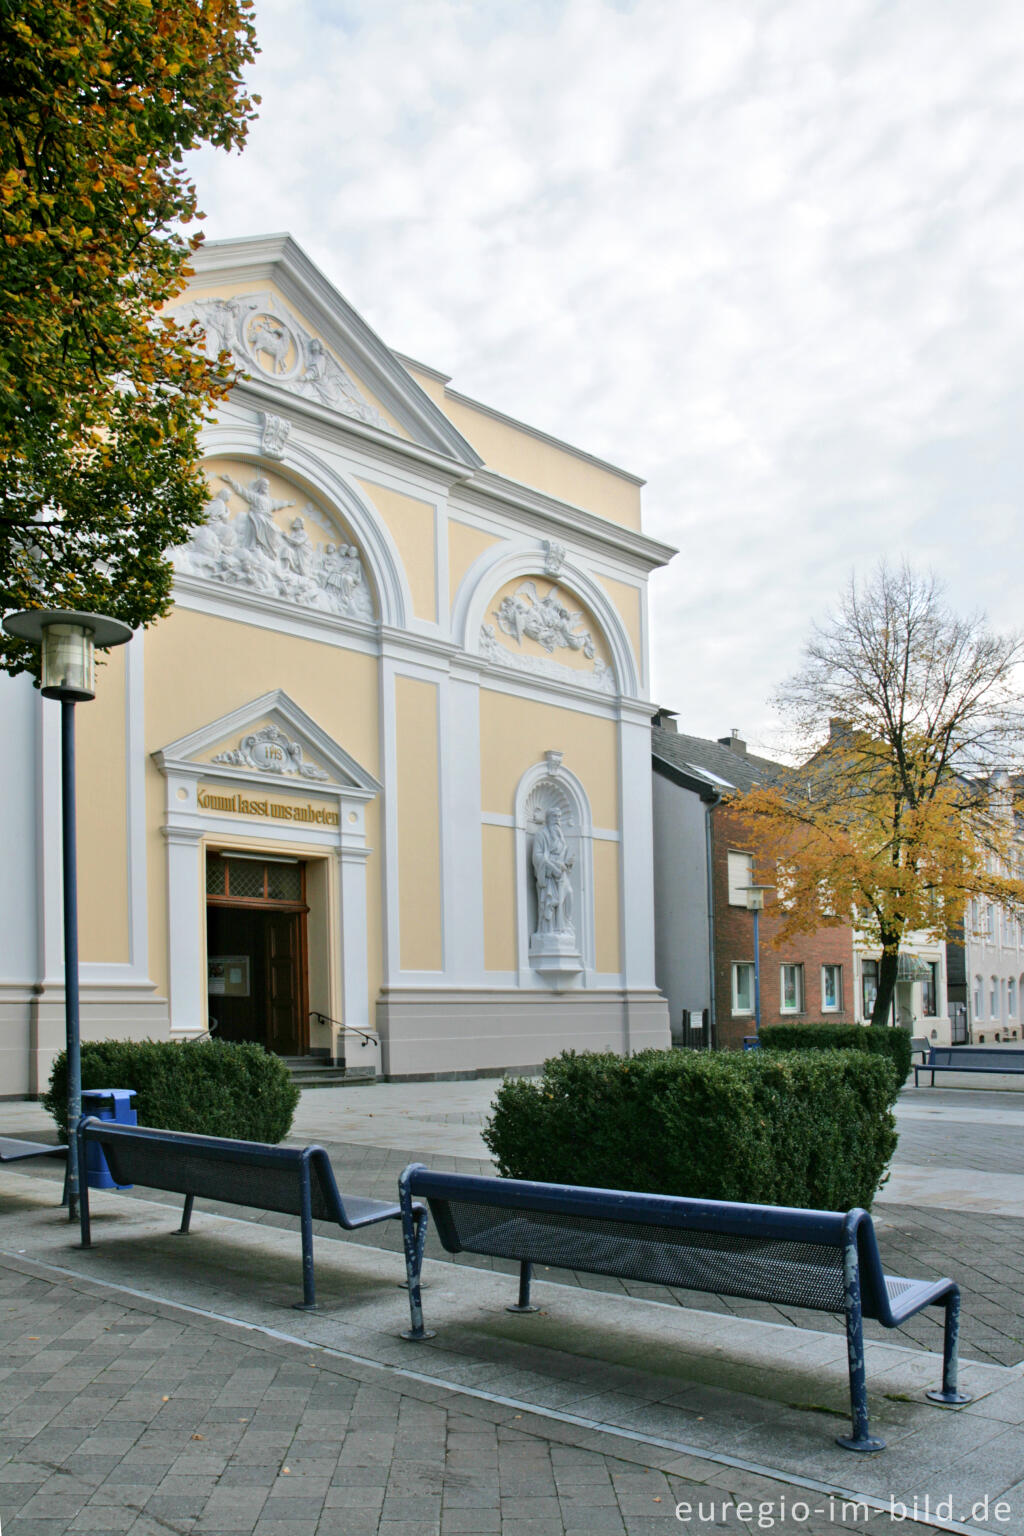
left=618, top=706, right=657, bottom=990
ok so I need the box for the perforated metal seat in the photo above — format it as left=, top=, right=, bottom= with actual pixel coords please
left=76, top=1119, right=422, bottom=1309
left=397, top=1164, right=969, bottom=1454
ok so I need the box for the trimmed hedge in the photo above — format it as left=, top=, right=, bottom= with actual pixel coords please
left=759, top=1023, right=912, bottom=1090
left=483, top=1047, right=898, bottom=1211
left=43, top=1039, right=300, bottom=1144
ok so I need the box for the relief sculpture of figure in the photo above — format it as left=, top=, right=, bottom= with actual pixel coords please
left=280, top=516, right=315, bottom=579
left=532, top=807, right=575, bottom=938
left=220, top=474, right=293, bottom=561
left=186, top=488, right=235, bottom=573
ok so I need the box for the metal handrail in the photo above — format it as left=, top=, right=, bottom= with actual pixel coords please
left=309, top=1010, right=377, bottom=1049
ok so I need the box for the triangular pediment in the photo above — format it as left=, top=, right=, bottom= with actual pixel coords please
left=173, top=234, right=482, bottom=469
left=154, top=689, right=381, bottom=797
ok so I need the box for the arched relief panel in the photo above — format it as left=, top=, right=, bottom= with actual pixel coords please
left=174, top=457, right=377, bottom=625
left=454, top=543, right=639, bottom=699
left=192, top=422, right=414, bottom=628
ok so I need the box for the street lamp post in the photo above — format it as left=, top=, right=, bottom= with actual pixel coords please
left=3, top=610, right=133, bottom=1219
left=742, top=885, right=775, bottom=1038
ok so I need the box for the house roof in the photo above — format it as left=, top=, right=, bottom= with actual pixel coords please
left=651, top=722, right=782, bottom=798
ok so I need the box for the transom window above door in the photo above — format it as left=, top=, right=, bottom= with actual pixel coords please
left=206, top=853, right=304, bottom=905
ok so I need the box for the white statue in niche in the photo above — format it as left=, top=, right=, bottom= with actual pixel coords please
left=220, top=473, right=294, bottom=561
left=532, top=806, right=575, bottom=939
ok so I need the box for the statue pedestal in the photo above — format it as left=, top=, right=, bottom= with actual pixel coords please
left=529, top=931, right=582, bottom=975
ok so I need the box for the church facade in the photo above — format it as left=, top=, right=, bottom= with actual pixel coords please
left=0, top=234, right=674, bottom=1096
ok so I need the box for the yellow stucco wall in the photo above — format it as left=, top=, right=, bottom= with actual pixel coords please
left=597, top=573, right=643, bottom=675
left=482, top=825, right=517, bottom=972
left=357, top=479, right=437, bottom=622
left=594, top=839, right=622, bottom=974
left=143, top=607, right=381, bottom=1009
left=448, top=519, right=503, bottom=610
left=395, top=676, right=443, bottom=970
left=77, top=646, right=130, bottom=964
left=441, top=397, right=642, bottom=531
left=478, top=689, right=619, bottom=830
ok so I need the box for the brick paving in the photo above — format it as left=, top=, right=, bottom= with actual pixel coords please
left=0, top=1255, right=939, bottom=1536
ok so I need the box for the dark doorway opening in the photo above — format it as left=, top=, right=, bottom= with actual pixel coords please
left=206, top=853, right=308, bottom=1055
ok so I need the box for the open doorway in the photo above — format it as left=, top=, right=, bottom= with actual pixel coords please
left=205, top=851, right=309, bottom=1055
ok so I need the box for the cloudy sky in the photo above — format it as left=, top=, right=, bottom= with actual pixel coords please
left=186, top=0, right=1024, bottom=747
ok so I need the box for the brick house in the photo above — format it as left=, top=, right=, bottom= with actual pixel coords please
left=652, top=712, right=855, bottom=1050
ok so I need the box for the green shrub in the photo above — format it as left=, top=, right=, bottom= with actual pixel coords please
left=759, top=1023, right=912, bottom=1090
left=43, top=1039, right=299, bottom=1143
left=484, top=1047, right=897, bottom=1211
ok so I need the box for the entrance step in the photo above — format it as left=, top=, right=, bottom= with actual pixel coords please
left=280, top=1055, right=376, bottom=1089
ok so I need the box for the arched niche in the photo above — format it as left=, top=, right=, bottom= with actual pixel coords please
left=514, top=753, right=595, bottom=981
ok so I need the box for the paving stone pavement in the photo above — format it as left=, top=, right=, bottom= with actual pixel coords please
left=0, top=1254, right=945, bottom=1536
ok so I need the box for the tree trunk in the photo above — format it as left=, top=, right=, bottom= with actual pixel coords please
left=871, top=942, right=901, bottom=1027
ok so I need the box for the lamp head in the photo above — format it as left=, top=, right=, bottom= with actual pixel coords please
left=2, top=609, right=133, bottom=701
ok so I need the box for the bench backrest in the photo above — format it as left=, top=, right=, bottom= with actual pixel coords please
left=79, top=1120, right=346, bottom=1223
left=928, top=1046, right=1024, bottom=1070
left=404, top=1167, right=889, bottom=1318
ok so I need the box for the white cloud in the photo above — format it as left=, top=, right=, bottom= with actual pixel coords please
left=188, top=0, right=1024, bottom=742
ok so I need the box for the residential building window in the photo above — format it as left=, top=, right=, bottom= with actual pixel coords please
left=974, top=975, right=984, bottom=1017
left=970, top=898, right=980, bottom=933
left=1009, top=978, right=1016, bottom=1018
left=987, top=906, right=996, bottom=941
left=727, top=851, right=754, bottom=907
left=780, top=963, right=804, bottom=1013
left=732, top=963, right=754, bottom=1015
left=922, top=962, right=938, bottom=1018
left=862, top=960, right=879, bottom=1020
left=821, top=964, right=842, bottom=1013
left=991, top=976, right=999, bottom=1017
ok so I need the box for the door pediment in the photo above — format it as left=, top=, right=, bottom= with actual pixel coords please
left=154, top=689, right=380, bottom=798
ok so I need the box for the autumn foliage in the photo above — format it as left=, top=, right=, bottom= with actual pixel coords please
left=0, top=0, right=259, bottom=676
left=735, top=564, right=1024, bottom=1025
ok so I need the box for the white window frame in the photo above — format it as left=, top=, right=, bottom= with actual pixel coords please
left=821, top=963, right=842, bottom=1013
left=780, top=963, right=804, bottom=1014
left=732, top=962, right=754, bottom=1015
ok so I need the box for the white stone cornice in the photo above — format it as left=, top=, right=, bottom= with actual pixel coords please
left=456, top=471, right=677, bottom=573
left=229, top=378, right=476, bottom=487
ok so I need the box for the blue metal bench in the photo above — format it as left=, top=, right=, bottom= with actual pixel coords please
left=397, top=1165, right=968, bottom=1453
left=76, top=1118, right=426, bottom=1309
left=914, top=1045, right=1024, bottom=1086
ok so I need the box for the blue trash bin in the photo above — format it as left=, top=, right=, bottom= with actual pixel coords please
left=81, top=1088, right=137, bottom=1190
left=742, top=1036, right=760, bottom=1051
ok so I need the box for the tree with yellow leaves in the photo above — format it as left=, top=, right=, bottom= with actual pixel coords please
left=0, top=0, right=259, bottom=677
left=735, top=563, right=1024, bottom=1027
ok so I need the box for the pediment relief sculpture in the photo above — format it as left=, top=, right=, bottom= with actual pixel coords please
left=211, top=723, right=330, bottom=781
left=176, top=291, right=391, bottom=431
left=173, top=472, right=375, bottom=623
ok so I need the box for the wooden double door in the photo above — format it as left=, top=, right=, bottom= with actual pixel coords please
left=206, top=857, right=309, bottom=1055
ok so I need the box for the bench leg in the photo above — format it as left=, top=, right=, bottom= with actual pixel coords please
left=399, top=1171, right=434, bottom=1341
left=507, top=1261, right=539, bottom=1314
left=836, top=1235, right=885, bottom=1452
left=78, top=1159, right=92, bottom=1251
left=293, top=1153, right=317, bottom=1311
left=175, top=1194, right=195, bottom=1235
left=927, top=1288, right=972, bottom=1407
